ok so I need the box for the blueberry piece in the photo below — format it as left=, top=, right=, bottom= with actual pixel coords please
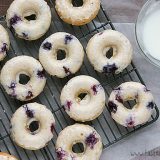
left=108, top=101, right=117, bottom=114
left=50, top=123, right=55, bottom=133
left=37, top=69, right=45, bottom=79
left=9, top=14, right=21, bottom=26
left=64, top=101, right=72, bottom=111
left=42, top=42, right=52, bottom=50
left=91, top=84, right=102, bottom=95
left=85, top=131, right=99, bottom=149
left=63, top=66, right=71, bottom=76
left=9, top=82, right=16, bottom=89
left=64, top=35, right=73, bottom=44
left=147, top=101, right=155, bottom=109
left=1, top=43, right=7, bottom=52
left=115, top=94, right=123, bottom=103
left=23, top=105, right=34, bottom=118
left=26, top=91, right=33, bottom=99
left=103, top=63, right=118, bottom=73
left=56, top=148, right=67, bottom=160
left=126, top=116, right=135, bottom=127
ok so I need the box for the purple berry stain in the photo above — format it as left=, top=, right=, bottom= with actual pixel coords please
left=91, top=84, right=102, bottom=95
left=64, top=101, right=72, bottom=111
left=108, top=101, right=117, bottom=114
left=116, top=94, right=123, bottom=103
left=1, top=43, right=7, bottom=52
left=147, top=101, right=155, bottom=109
left=103, top=63, right=118, bottom=73
left=126, top=116, right=135, bottom=127
left=50, top=123, right=55, bottom=133
left=37, top=69, right=45, bottom=79
left=42, top=42, right=52, bottom=50
left=64, top=35, right=73, bottom=44
left=9, top=14, right=21, bottom=26
left=8, top=82, right=17, bottom=98
left=85, top=131, right=99, bottom=149
left=56, top=148, right=67, bottom=160
left=23, top=105, right=34, bottom=118
left=9, top=82, right=16, bottom=89
left=26, top=91, right=33, bottom=99
left=63, top=66, right=71, bottom=76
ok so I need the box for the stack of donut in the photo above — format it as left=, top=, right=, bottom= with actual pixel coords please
left=0, top=0, right=156, bottom=160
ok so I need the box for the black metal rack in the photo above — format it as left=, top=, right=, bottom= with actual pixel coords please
left=0, top=1, right=159, bottom=159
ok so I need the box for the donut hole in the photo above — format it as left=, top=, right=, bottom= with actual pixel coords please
left=57, top=49, right=66, bottom=60
left=72, top=0, right=83, bottom=7
left=23, top=10, right=37, bottom=21
left=106, top=47, right=113, bottom=59
left=76, top=91, right=91, bottom=105
left=124, top=99, right=136, bottom=109
left=25, top=14, right=37, bottom=21
left=28, top=120, right=40, bottom=135
left=19, top=74, right=30, bottom=85
left=72, top=142, right=85, bottom=153
left=78, top=93, right=88, bottom=100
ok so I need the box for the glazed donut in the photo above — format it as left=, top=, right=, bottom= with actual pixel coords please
left=55, top=0, right=100, bottom=26
left=60, top=75, right=105, bottom=122
left=0, top=152, right=18, bottom=160
left=108, top=82, right=155, bottom=127
left=0, top=56, right=46, bottom=101
left=56, top=124, right=102, bottom=160
left=86, top=30, right=133, bottom=74
left=0, top=25, right=10, bottom=61
left=11, top=103, right=55, bottom=150
left=39, top=32, right=84, bottom=78
left=6, top=0, right=51, bottom=40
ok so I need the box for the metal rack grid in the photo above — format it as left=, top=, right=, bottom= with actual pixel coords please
left=0, top=1, right=159, bottom=159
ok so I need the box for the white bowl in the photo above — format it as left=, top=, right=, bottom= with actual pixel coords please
left=136, top=0, right=160, bottom=68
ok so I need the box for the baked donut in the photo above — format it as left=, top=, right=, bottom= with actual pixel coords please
left=56, top=124, right=102, bottom=160
left=60, top=75, right=105, bottom=122
left=86, top=30, right=133, bottom=74
left=108, top=82, right=155, bottom=127
left=0, top=25, right=10, bottom=61
left=11, top=102, right=55, bottom=150
left=39, top=32, right=84, bottom=78
left=6, top=0, right=51, bottom=40
left=0, top=152, right=18, bottom=160
left=55, top=0, right=100, bottom=26
left=0, top=56, right=46, bottom=101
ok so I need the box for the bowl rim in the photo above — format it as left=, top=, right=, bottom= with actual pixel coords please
left=135, top=0, right=160, bottom=68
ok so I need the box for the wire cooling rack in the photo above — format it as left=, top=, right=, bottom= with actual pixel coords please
left=0, top=1, right=159, bottom=160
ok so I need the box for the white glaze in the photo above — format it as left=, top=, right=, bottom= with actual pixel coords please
left=0, top=56, right=46, bottom=101
left=55, top=0, right=100, bottom=25
left=60, top=75, right=105, bottom=122
left=0, top=25, right=10, bottom=61
left=108, top=82, right=154, bottom=127
left=56, top=124, right=102, bottom=160
left=86, top=30, right=133, bottom=74
left=6, top=0, right=51, bottom=40
left=39, top=32, right=84, bottom=78
left=11, top=103, right=55, bottom=150
left=0, top=153, right=17, bottom=160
